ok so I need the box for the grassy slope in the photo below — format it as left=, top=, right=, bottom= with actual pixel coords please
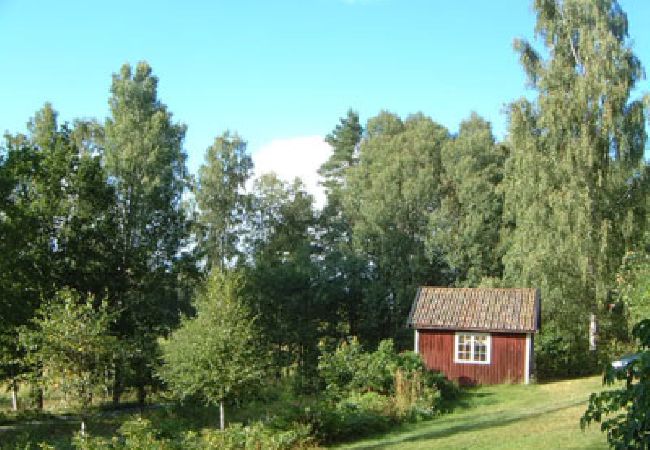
left=335, top=376, right=609, bottom=450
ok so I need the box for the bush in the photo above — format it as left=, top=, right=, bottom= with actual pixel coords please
left=317, top=338, right=434, bottom=397
left=296, top=395, right=393, bottom=444
left=309, top=337, right=452, bottom=442
left=72, top=416, right=314, bottom=450
left=581, top=319, right=650, bottom=449
left=536, top=331, right=600, bottom=379
left=197, top=422, right=314, bottom=450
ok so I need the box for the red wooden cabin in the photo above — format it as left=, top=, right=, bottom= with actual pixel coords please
left=407, top=287, right=541, bottom=385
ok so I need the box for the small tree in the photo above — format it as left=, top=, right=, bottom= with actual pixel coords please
left=21, top=289, right=117, bottom=434
left=581, top=319, right=650, bottom=449
left=159, top=270, right=267, bottom=430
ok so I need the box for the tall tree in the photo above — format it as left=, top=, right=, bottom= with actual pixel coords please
left=245, top=174, right=319, bottom=383
left=0, top=132, right=43, bottom=410
left=342, top=112, right=450, bottom=347
left=428, top=113, right=507, bottom=286
left=196, top=131, right=253, bottom=270
left=502, top=0, right=648, bottom=376
left=316, top=110, right=365, bottom=338
left=104, top=62, right=191, bottom=403
left=319, top=109, right=363, bottom=210
left=0, top=104, right=117, bottom=409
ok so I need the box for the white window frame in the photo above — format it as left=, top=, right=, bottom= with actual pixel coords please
left=454, top=332, right=491, bottom=365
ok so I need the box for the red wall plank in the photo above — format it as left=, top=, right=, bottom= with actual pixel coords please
left=418, top=330, right=526, bottom=385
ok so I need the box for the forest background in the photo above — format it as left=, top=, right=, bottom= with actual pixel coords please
left=0, top=1, right=649, bottom=442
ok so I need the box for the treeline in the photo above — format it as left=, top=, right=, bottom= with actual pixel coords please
left=1, top=0, right=649, bottom=412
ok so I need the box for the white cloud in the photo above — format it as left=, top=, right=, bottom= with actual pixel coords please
left=251, top=136, right=332, bottom=209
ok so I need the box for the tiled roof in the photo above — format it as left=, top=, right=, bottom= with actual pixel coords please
left=407, top=287, right=540, bottom=333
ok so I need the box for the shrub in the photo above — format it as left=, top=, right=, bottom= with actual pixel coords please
left=197, top=422, right=314, bottom=450
left=317, top=338, right=434, bottom=397
left=581, top=319, right=650, bottom=449
left=296, top=395, right=393, bottom=444
left=394, top=369, right=440, bottom=419
left=72, top=416, right=314, bottom=450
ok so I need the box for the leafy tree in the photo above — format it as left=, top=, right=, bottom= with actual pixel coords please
left=245, top=174, right=320, bottom=385
left=21, top=289, right=117, bottom=434
left=600, top=246, right=650, bottom=357
left=0, top=133, right=41, bottom=409
left=428, top=113, right=507, bottom=286
left=502, top=0, right=647, bottom=376
left=0, top=104, right=118, bottom=410
left=617, top=249, right=650, bottom=327
left=582, top=319, right=650, bottom=449
left=196, top=131, right=253, bottom=271
left=159, top=270, right=267, bottom=430
left=342, top=112, right=450, bottom=346
left=104, top=62, right=191, bottom=403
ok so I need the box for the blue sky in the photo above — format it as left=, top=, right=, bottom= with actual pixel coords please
left=1, top=0, right=648, bottom=196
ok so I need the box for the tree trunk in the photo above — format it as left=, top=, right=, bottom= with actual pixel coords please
left=137, top=384, right=146, bottom=406
left=36, top=388, right=43, bottom=411
left=11, top=379, right=18, bottom=411
left=112, top=363, right=122, bottom=406
left=220, top=400, right=225, bottom=431
left=34, top=363, right=44, bottom=411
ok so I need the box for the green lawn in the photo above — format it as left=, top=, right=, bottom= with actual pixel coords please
left=334, top=376, right=610, bottom=450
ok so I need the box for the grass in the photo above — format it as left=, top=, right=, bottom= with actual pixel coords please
left=0, top=377, right=613, bottom=449
left=0, top=387, right=161, bottom=449
left=0, top=380, right=308, bottom=449
left=333, top=376, right=610, bottom=450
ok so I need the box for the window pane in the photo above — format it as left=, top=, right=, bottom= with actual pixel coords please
left=457, top=333, right=489, bottom=362
left=473, top=336, right=487, bottom=362
left=457, top=335, right=471, bottom=360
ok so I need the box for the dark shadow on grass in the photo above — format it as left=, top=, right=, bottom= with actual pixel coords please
left=534, top=374, right=602, bottom=385
left=347, top=398, right=588, bottom=450
left=438, top=388, right=496, bottom=414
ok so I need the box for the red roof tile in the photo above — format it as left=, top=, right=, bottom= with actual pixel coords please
left=407, top=287, right=540, bottom=333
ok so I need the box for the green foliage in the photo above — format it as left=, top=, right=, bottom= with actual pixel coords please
left=307, top=339, right=445, bottom=442
left=159, top=270, right=268, bottom=410
left=0, top=105, right=118, bottom=398
left=428, top=113, right=507, bottom=286
left=318, top=338, right=399, bottom=396
left=306, top=395, right=395, bottom=443
left=341, top=112, right=450, bottom=346
left=104, top=61, right=192, bottom=403
left=319, top=109, right=363, bottom=209
left=317, top=338, right=442, bottom=411
left=195, top=131, right=253, bottom=270
left=244, top=174, right=320, bottom=385
left=582, top=319, right=650, bottom=449
left=503, top=0, right=648, bottom=376
left=20, top=289, right=117, bottom=412
left=316, top=110, right=365, bottom=341
left=73, top=416, right=314, bottom=450
left=197, top=422, right=314, bottom=450
left=616, top=250, right=650, bottom=326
